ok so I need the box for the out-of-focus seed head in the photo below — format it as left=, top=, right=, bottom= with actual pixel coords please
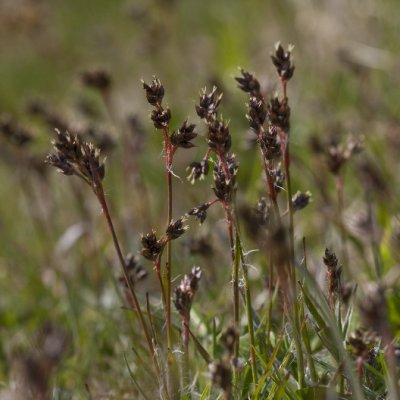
left=235, top=69, right=261, bottom=97
left=358, top=283, right=388, bottom=338
left=323, top=248, right=342, bottom=304
left=271, top=42, right=295, bottom=81
left=247, top=96, right=267, bottom=132
left=173, top=266, right=202, bottom=317
left=221, top=327, right=238, bottom=357
left=271, top=165, right=285, bottom=193
left=166, top=217, right=188, bottom=240
left=212, top=156, right=238, bottom=204
left=0, top=116, right=34, bottom=147
left=188, top=202, right=211, bottom=224
left=209, top=361, right=232, bottom=397
left=150, top=107, right=171, bottom=129
left=347, top=329, right=378, bottom=359
left=196, top=86, right=223, bottom=120
left=184, top=236, right=213, bottom=257
left=260, top=127, right=281, bottom=160
left=292, top=190, right=312, bottom=211
left=140, top=230, right=165, bottom=261
left=267, top=95, right=290, bottom=132
left=187, top=159, right=209, bottom=184
left=119, top=253, right=148, bottom=288
left=170, top=120, right=197, bottom=148
left=142, top=77, right=165, bottom=106
left=256, top=197, right=270, bottom=227
left=81, top=69, right=112, bottom=92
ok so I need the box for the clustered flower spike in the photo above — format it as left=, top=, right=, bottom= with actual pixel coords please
left=271, top=42, right=295, bottom=81
left=140, top=230, right=165, bottom=261
left=212, top=156, right=238, bottom=204
left=235, top=69, right=262, bottom=97
left=187, top=159, right=209, bottom=183
left=0, top=116, right=33, bottom=147
left=323, top=248, right=342, bottom=302
left=188, top=202, right=211, bottom=224
left=81, top=69, right=112, bottom=92
left=292, top=190, right=312, bottom=211
left=119, top=253, right=148, bottom=288
left=196, top=86, right=223, bottom=120
left=142, top=77, right=165, bottom=106
left=267, top=95, right=291, bottom=132
left=166, top=217, right=188, bottom=240
left=173, top=266, right=202, bottom=318
left=170, top=120, right=197, bottom=149
left=247, top=96, right=267, bottom=132
left=45, top=129, right=105, bottom=186
left=207, top=118, right=231, bottom=154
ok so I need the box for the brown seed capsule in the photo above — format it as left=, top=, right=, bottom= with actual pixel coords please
left=142, top=77, right=165, bottom=106
left=271, top=43, right=295, bottom=81
left=140, top=231, right=165, bottom=261
left=170, top=120, right=197, bottom=148
left=81, top=69, right=112, bottom=91
left=235, top=69, right=261, bottom=97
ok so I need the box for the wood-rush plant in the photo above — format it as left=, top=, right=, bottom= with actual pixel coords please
left=45, top=43, right=399, bottom=400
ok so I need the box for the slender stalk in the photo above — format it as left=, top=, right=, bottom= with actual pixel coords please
left=335, top=174, right=348, bottom=268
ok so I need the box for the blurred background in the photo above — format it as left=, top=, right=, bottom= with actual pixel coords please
left=1, top=0, right=400, bottom=398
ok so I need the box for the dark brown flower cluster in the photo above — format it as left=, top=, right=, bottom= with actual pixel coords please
left=187, top=159, right=209, bottom=184
left=0, top=115, right=33, bottom=147
left=347, top=329, right=377, bottom=360
left=267, top=96, right=290, bottom=132
left=188, top=202, right=211, bottom=224
left=323, top=248, right=342, bottom=306
left=119, top=253, right=148, bottom=288
left=166, top=217, right=188, bottom=240
left=292, top=190, right=312, bottom=211
left=212, top=156, right=238, bottom=204
left=142, top=77, right=171, bottom=129
left=173, top=266, right=202, bottom=319
left=271, top=42, right=295, bottom=81
left=81, top=69, right=112, bottom=92
left=170, top=120, right=197, bottom=149
left=45, top=129, right=105, bottom=187
left=140, top=230, right=165, bottom=261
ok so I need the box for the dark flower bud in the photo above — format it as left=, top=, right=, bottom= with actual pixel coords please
left=221, top=327, right=238, bottom=357
left=272, top=165, right=285, bottom=193
left=260, top=127, right=281, bottom=160
left=292, top=190, right=312, bottom=211
left=247, top=96, right=267, bottom=131
left=256, top=197, right=270, bottom=227
left=142, top=77, right=165, bottom=106
left=45, top=153, right=75, bottom=176
left=170, top=120, right=197, bottom=148
left=347, top=329, right=377, bottom=359
left=81, top=69, right=112, bottom=91
left=119, top=253, right=148, bottom=288
left=196, top=86, right=223, bottom=120
left=173, top=266, right=202, bottom=317
left=187, top=159, right=209, bottom=183
left=267, top=96, right=290, bottom=132
left=323, top=248, right=342, bottom=304
left=166, top=217, right=188, bottom=240
left=235, top=69, right=261, bottom=97
left=140, top=231, right=165, bottom=261
left=188, top=202, right=211, bottom=224
left=271, top=42, right=295, bottom=81
left=150, top=107, right=171, bottom=129
left=0, top=116, right=33, bottom=147
left=209, top=362, right=232, bottom=397
left=207, top=118, right=231, bottom=154
left=212, top=156, right=238, bottom=204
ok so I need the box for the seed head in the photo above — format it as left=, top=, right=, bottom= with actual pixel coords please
left=166, top=217, right=188, bottom=240
left=323, top=248, right=342, bottom=304
left=81, top=69, right=112, bottom=92
left=170, top=120, right=197, bottom=148
left=196, top=86, right=223, bottom=120
left=188, top=202, right=211, bottom=224
left=187, top=159, right=209, bottom=183
left=150, top=107, right=171, bottom=129
left=119, top=253, right=148, bottom=288
left=0, top=116, right=34, bottom=147
left=142, top=77, right=165, bottom=106
left=247, top=96, right=267, bottom=132
left=260, top=127, right=281, bottom=160
left=267, top=95, right=290, bottom=132
left=140, top=230, right=165, bottom=261
left=221, top=327, right=238, bottom=357
left=212, top=156, right=238, bottom=204
left=271, top=42, right=295, bottom=81
left=46, top=130, right=105, bottom=185
left=207, top=118, right=231, bottom=154
left=173, top=266, right=202, bottom=317
left=209, top=361, right=232, bottom=397
left=292, top=190, right=312, bottom=211
left=235, top=69, right=261, bottom=97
